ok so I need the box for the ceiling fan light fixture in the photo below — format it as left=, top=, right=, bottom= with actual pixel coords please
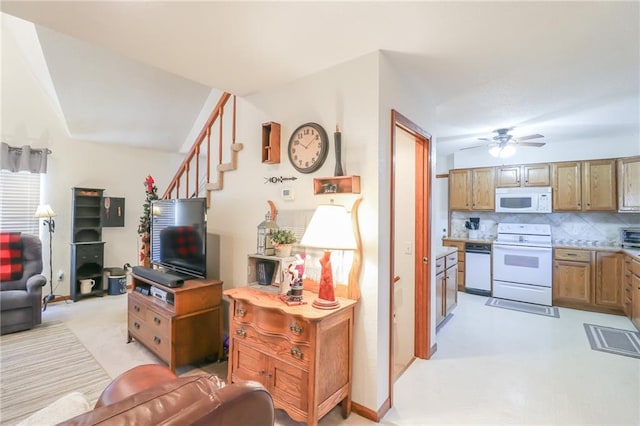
left=489, top=145, right=516, bottom=158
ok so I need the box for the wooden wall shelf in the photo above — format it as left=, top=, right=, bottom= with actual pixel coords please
left=261, top=121, right=281, bottom=164
left=313, top=175, right=360, bottom=194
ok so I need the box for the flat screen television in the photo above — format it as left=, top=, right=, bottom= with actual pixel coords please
left=150, top=198, right=207, bottom=278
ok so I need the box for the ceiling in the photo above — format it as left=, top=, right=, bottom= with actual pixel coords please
left=1, top=1, right=638, bottom=156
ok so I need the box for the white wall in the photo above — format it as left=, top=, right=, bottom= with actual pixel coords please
left=2, top=24, right=182, bottom=294
left=452, top=134, right=640, bottom=169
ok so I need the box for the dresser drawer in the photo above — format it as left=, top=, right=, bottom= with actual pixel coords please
left=147, top=307, right=171, bottom=335
left=128, top=316, right=171, bottom=362
left=233, top=302, right=311, bottom=344
left=555, top=248, right=591, bottom=262
left=631, top=258, right=640, bottom=277
left=445, top=252, right=458, bottom=268
left=231, top=323, right=310, bottom=369
left=128, top=294, right=148, bottom=320
left=435, top=256, right=445, bottom=275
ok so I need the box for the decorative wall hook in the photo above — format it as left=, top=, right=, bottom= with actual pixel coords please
left=264, top=176, right=298, bottom=184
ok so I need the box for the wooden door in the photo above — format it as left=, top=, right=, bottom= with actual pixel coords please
left=523, top=164, right=550, bottom=186
left=553, top=260, right=592, bottom=305
left=595, top=252, right=623, bottom=310
left=471, top=167, right=495, bottom=210
left=496, top=166, right=521, bottom=187
left=617, top=156, right=640, bottom=212
left=552, top=162, right=582, bottom=211
left=449, top=169, right=471, bottom=210
left=583, top=159, right=617, bottom=211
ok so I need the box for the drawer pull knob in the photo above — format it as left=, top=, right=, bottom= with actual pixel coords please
left=290, top=347, right=304, bottom=360
left=153, top=336, right=161, bottom=345
left=154, top=317, right=161, bottom=325
left=290, top=323, right=304, bottom=335
left=258, top=370, right=266, bottom=376
left=134, top=305, right=140, bottom=312
left=134, top=322, right=140, bottom=329
left=236, top=328, right=247, bottom=338
left=236, top=307, right=247, bottom=317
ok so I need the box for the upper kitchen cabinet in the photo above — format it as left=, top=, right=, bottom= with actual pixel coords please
left=552, top=159, right=617, bottom=212
left=449, top=167, right=495, bottom=211
left=496, top=163, right=550, bottom=188
left=617, top=156, right=640, bottom=212
left=552, top=162, right=582, bottom=211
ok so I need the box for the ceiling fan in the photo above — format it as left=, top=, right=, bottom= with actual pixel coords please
left=462, top=127, right=545, bottom=157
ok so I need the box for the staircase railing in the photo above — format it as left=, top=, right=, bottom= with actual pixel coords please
left=162, top=92, right=240, bottom=200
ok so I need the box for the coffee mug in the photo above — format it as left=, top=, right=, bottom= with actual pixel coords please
left=80, top=279, right=96, bottom=295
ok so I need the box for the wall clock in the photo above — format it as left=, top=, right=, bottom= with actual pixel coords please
left=287, top=122, right=329, bottom=174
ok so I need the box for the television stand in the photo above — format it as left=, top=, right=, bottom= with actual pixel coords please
left=127, top=272, right=223, bottom=371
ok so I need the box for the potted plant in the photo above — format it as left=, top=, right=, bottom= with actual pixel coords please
left=270, top=229, right=296, bottom=257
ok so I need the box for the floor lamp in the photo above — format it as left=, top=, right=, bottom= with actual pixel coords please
left=35, top=204, right=56, bottom=311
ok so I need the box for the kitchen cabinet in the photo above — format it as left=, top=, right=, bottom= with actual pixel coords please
left=435, top=250, right=458, bottom=327
left=496, top=163, right=550, bottom=188
left=442, top=239, right=465, bottom=290
left=617, top=156, right=640, bottom=212
left=629, top=257, right=640, bottom=330
left=448, top=167, right=495, bottom=211
left=582, top=159, right=617, bottom=211
left=553, top=248, right=624, bottom=315
left=225, top=287, right=356, bottom=426
left=623, top=255, right=633, bottom=318
left=552, top=160, right=617, bottom=211
left=594, top=251, right=623, bottom=311
left=553, top=248, right=593, bottom=307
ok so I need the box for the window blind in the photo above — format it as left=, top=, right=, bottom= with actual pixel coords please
left=0, top=171, right=41, bottom=235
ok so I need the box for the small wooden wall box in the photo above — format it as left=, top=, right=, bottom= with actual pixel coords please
left=261, top=121, right=281, bottom=164
left=313, top=175, right=361, bottom=194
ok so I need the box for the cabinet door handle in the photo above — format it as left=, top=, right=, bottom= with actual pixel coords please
left=236, top=307, right=247, bottom=317
left=290, top=323, right=304, bottom=335
left=290, top=347, right=304, bottom=360
left=236, top=328, right=247, bottom=338
left=153, top=317, right=161, bottom=325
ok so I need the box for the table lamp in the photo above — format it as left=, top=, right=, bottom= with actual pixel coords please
left=300, top=204, right=357, bottom=309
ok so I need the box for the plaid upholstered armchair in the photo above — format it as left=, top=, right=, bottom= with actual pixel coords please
left=0, top=233, right=47, bottom=335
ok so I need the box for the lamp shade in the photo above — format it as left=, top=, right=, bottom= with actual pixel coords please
left=300, top=204, right=357, bottom=250
left=34, top=204, right=56, bottom=218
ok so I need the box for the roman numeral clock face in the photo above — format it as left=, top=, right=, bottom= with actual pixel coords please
left=287, top=122, right=329, bottom=174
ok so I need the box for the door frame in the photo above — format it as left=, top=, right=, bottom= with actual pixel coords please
left=389, top=109, right=433, bottom=404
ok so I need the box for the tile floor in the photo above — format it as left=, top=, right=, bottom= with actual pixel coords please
left=41, top=291, right=639, bottom=425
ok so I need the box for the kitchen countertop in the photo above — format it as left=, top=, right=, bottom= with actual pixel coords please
left=442, top=238, right=640, bottom=258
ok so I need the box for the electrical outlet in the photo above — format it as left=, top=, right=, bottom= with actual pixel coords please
left=57, top=270, right=64, bottom=281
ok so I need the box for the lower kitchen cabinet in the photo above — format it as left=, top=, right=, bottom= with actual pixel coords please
left=553, top=248, right=624, bottom=315
left=442, top=239, right=465, bottom=290
left=436, top=250, right=458, bottom=326
left=629, top=256, right=640, bottom=330
left=224, top=287, right=357, bottom=426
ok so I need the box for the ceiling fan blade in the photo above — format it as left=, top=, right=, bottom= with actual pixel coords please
left=477, top=137, right=493, bottom=141
left=512, top=141, right=546, bottom=147
left=513, top=134, right=544, bottom=142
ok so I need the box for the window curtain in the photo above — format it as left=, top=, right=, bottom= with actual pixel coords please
left=0, top=142, right=51, bottom=173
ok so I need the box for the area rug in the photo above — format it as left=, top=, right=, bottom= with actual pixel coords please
left=583, top=323, right=640, bottom=359
left=485, top=297, right=560, bottom=318
left=0, top=321, right=112, bottom=425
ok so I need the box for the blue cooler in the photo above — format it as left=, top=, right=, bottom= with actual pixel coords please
left=108, top=274, right=127, bottom=295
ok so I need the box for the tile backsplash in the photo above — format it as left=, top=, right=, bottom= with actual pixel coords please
left=451, top=211, right=640, bottom=246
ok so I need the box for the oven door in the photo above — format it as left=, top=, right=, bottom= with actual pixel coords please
left=492, top=244, right=552, bottom=287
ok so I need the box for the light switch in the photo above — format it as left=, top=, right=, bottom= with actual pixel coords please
left=404, top=241, right=412, bottom=255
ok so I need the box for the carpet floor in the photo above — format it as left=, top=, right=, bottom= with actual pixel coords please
left=0, top=322, right=112, bottom=425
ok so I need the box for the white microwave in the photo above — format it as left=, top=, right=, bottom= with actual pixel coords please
left=495, top=187, right=552, bottom=213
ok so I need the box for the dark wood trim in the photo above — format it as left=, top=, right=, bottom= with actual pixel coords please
left=436, top=173, right=449, bottom=179
left=352, top=397, right=391, bottom=422
left=430, top=342, right=438, bottom=358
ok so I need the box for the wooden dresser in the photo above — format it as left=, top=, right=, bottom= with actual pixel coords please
left=224, top=287, right=357, bottom=426
left=127, top=274, right=223, bottom=371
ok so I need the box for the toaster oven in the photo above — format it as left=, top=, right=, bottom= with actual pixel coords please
left=622, top=228, right=640, bottom=248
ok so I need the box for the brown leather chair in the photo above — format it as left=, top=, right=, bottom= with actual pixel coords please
left=60, top=364, right=275, bottom=426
